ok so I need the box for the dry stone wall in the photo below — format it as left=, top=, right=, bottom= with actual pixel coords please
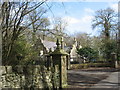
left=0, top=65, right=60, bottom=89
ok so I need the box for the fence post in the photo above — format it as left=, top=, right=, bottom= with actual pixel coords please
left=50, top=38, right=68, bottom=89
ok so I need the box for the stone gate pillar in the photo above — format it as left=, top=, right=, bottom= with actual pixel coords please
left=111, top=52, right=119, bottom=68
left=50, top=38, right=68, bottom=89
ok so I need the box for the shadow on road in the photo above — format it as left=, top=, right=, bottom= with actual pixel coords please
left=67, top=72, right=108, bottom=88
left=67, top=67, right=120, bottom=89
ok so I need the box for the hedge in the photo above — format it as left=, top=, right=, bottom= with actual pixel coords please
left=70, top=63, right=112, bottom=69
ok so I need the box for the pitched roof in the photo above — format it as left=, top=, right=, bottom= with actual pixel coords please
left=42, top=40, right=57, bottom=51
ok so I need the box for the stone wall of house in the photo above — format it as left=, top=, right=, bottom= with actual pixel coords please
left=0, top=65, right=60, bottom=89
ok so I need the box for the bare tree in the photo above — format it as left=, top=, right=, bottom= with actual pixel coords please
left=92, top=8, right=117, bottom=40
left=92, top=8, right=117, bottom=60
left=0, top=1, right=47, bottom=65
left=47, top=17, right=68, bottom=39
left=38, top=17, right=68, bottom=41
left=75, top=33, right=92, bottom=48
left=28, top=9, right=50, bottom=42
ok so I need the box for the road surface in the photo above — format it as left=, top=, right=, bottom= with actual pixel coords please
left=67, top=68, right=120, bottom=89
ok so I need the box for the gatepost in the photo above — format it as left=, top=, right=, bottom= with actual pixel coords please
left=50, top=38, right=68, bottom=89
left=111, top=52, right=118, bottom=68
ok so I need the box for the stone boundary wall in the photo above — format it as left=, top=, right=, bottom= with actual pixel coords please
left=0, top=65, right=60, bottom=89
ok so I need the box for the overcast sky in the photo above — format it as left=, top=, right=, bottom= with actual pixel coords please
left=44, top=1, right=118, bottom=36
